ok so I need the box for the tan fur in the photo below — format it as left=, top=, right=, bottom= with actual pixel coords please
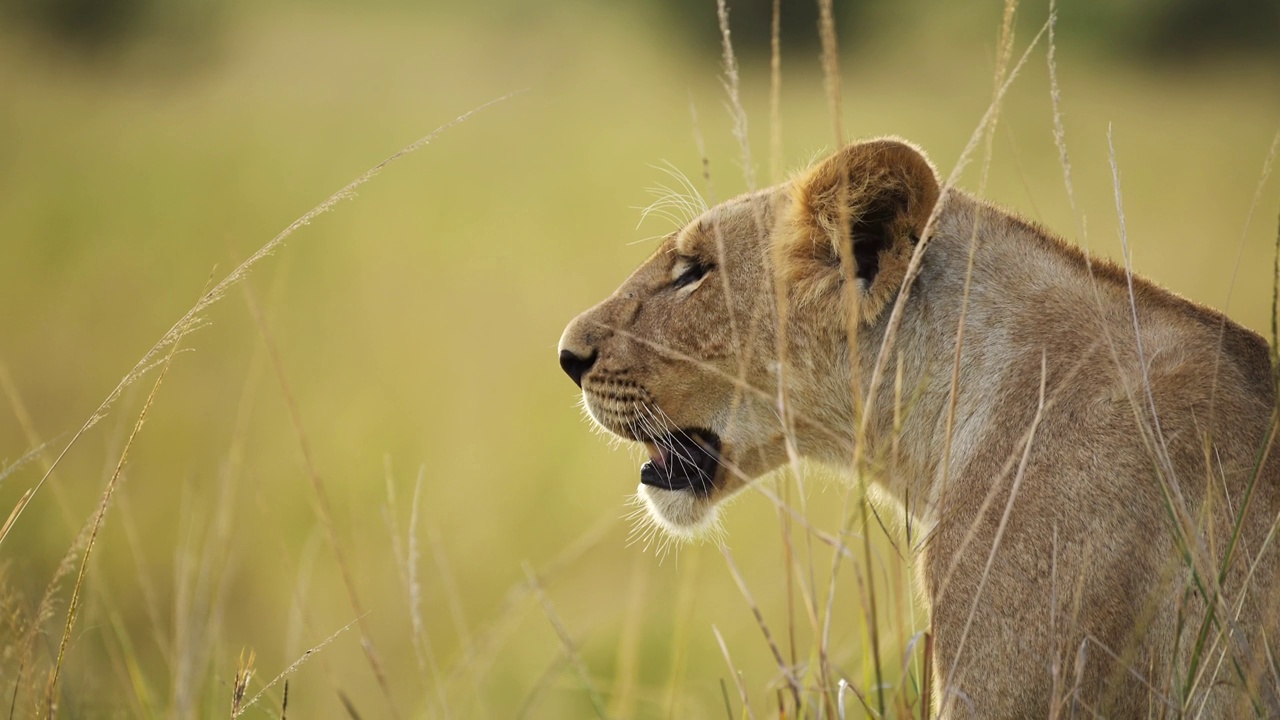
left=559, top=138, right=1280, bottom=717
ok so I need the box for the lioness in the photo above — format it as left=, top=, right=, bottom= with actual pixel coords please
left=558, top=139, right=1280, bottom=717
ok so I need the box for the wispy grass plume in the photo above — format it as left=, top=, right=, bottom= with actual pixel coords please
left=231, top=619, right=360, bottom=719
left=816, top=0, right=843, bottom=144
left=716, top=0, right=756, bottom=191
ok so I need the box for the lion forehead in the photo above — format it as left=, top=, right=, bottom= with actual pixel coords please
left=674, top=189, right=781, bottom=256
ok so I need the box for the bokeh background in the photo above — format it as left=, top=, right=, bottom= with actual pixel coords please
left=1, top=0, right=1278, bottom=717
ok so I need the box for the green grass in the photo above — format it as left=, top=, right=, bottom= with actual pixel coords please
left=0, top=2, right=1277, bottom=717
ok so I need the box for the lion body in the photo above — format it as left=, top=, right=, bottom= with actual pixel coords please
left=886, top=194, right=1279, bottom=717
left=560, top=139, right=1280, bottom=716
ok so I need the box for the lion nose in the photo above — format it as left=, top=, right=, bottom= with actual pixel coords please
left=559, top=348, right=597, bottom=388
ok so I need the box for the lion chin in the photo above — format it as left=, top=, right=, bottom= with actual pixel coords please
left=636, top=483, right=721, bottom=538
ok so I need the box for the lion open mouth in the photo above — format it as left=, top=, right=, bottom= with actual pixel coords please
left=639, top=430, right=722, bottom=495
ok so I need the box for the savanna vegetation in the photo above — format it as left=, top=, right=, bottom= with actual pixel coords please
left=0, top=0, right=1277, bottom=717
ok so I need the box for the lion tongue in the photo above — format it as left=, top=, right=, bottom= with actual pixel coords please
left=643, top=441, right=668, bottom=470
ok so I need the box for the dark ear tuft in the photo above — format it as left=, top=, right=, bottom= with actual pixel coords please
left=849, top=184, right=906, bottom=284
left=777, top=138, right=940, bottom=321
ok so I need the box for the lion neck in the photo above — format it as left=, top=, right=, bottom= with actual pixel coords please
left=780, top=192, right=1022, bottom=525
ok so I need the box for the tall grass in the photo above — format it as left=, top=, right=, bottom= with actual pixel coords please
left=0, top=1, right=1277, bottom=717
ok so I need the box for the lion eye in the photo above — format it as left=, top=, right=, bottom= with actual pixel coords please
left=673, top=260, right=711, bottom=289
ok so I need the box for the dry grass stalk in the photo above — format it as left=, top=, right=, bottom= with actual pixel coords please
left=857, top=16, right=1049, bottom=446
left=710, top=0, right=762, bottom=445
left=941, top=354, right=1048, bottom=694
left=776, top=473, right=800, bottom=710
left=8, top=516, right=92, bottom=717
left=718, top=678, right=734, bottom=720
left=1220, top=135, right=1279, bottom=316
left=1205, top=131, right=1280, bottom=445
left=232, top=618, right=360, bottom=718
left=439, top=513, right=616, bottom=717
left=716, top=0, right=755, bottom=191
left=1046, top=17, right=1238, bottom=708
left=1107, top=126, right=1279, bottom=712
left=920, top=631, right=933, bottom=719
left=834, top=675, right=877, bottom=719
left=1045, top=0, right=1084, bottom=244
left=1104, top=134, right=1215, bottom=637
left=816, top=0, right=843, bottom=144
left=169, top=311, right=271, bottom=716
left=711, top=625, right=754, bottom=720
left=703, top=15, right=831, bottom=710
left=230, top=649, right=255, bottom=718
left=819, top=34, right=864, bottom=716
left=719, top=546, right=802, bottom=709
left=383, top=462, right=449, bottom=718
left=927, top=334, right=1101, bottom=609
left=243, top=285, right=402, bottom=720
left=0, top=442, right=50, bottom=491
left=768, top=0, right=783, bottom=184
left=859, top=503, right=886, bottom=715
left=1273, top=206, right=1280, bottom=378
left=707, top=23, right=822, bottom=690
left=763, top=141, right=826, bottom=720
left=937, top=0, right=1021, bottom=503
left=1108, top=126, right=1181, bottom=497
left=660, top=544, right=701, bottom=719
left=521, top=562, right=611, bottom=720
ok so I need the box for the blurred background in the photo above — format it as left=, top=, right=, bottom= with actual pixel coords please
left=0, top=0, right=1277, bottom=717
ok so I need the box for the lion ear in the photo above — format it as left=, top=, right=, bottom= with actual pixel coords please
left=778, top=138, right=940, bottom=322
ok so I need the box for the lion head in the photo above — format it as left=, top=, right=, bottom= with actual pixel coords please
left=558, top=138, right=939, bottom=537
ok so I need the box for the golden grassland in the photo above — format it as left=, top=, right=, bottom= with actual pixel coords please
left=0, top=2, right=1278, bottom=717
